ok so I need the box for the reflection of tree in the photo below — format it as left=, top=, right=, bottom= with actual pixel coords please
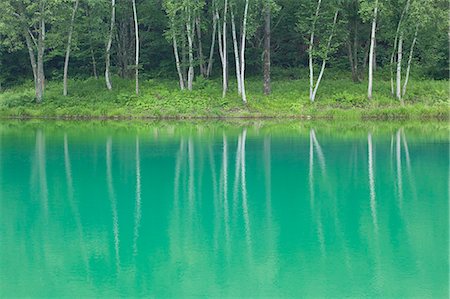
left=36, top=129, right=49, bottom=218
left=368, top=133, right=378, bottom=233
left=106, top=137, right=120, bottom=271
left=133, top=136, right=142, bottom=258
left=64, top=134, right=91, bottom=280
left=309, top=129, right=325, bottom=256
left=220, top=134, right=230, bottom=255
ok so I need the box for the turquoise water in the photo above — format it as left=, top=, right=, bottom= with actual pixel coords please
left=0, top=121, right=448, bottom=298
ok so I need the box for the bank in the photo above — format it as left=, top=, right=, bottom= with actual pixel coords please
left=0, top=78, right=447, bottom=121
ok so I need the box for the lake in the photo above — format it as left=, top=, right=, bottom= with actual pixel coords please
left=0, top=120, right=448, bottom=297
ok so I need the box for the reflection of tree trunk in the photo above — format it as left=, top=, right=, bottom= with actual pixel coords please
left=106, top=137, right=120, bottom=270
left=133, top=137, right=142, bottom=257
left=209, top=144, right=219, bottom=250
left=368, top=133, right=378, bottom=232
left=221, top=134, right=230, bottom=250
left=309, top=129, right=325, bottom=256
left=36, top=130, right=48, bottom=217
left=240, top=129, right=251, bottom=255
left=188, top=138, right=195, bottom=215
left=64, top=134, right=91, bottom=279
left=233, top=134, right=242, bottom=217
left=396, top=130, right=403, bottom=208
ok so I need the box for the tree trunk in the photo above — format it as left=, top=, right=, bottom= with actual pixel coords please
left=367, top=0, right=378, bottom=100
left=347, top=41, right=357, bottom=82
left=23, top=29, right=37, bottom=87
left=311, top=10, right=339, bottom=102
left=36, top=2, right=46, bottom=104
left=105, top=0, right=116, bottom=90
left=402, top=26, right=418, bottom=97
left=263, top=1, right=271, bottom=95
left=230, top=9, right=242, bottom=95
left=222, top=0, right=228, bottom=98
left=186, top=10, right=195, bottom=91
left=132, top=0, right=139, bottom=95
left=396, top=33, right=403, bottom=103
left=239, top=0, right=249, bottom=104
left=206, top=11, right=218, bottom=78
left=172, top=33, right=185, bottom=90
left=63, top=0, right=80, bottom=96
left=90, top=48, right=98, bottom=79
left=390, top=0, right=410, bottom=96
left=196, top=16, right=206, bottom=77
left=309, top=0, right=322, bottom=102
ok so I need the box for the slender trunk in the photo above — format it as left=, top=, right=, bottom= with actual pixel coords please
left=309, top=0, right=322, bottom=102
left=353, top=23, right=359, bottom=81
left=367, top=0, right=378, bottom=100
left=186, top=10, right=195, bottom=91
left=63, top=0, right=79, bottom=96
left=347, top=41, right=357, bottom=82
left=23, top=29, right=37, bottom=87
left=105, top=0, right=116, bottom=90
left=132, top=0, right=139, bottom=95
left=311, top=10, right=339, bottom=102
left=172, top=33, right=185, bottom=90
left=196, top=16, right=206, bottom=76
left=206, top=12, right=218, bottom=78
left=222, top=0, right=228, bottom=98
left=86, top=6, right=98, bottom=79
left=263, top=1, right=271, bottom=95
left=390, top=0, right=410, bottom=96
left=240, top=0, right=249, bottom=104
left=231, top=9, right=242, bottom=95
left=402, top=26, right=418, bottom=97
left=396, top=33, right=403, bottom=103
left=36, top=1, right=46, bottom=103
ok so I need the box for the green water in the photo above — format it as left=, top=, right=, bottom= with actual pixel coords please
left=0, top=121, right=448, bottom=298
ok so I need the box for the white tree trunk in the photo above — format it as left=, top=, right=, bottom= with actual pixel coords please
left=105, top=0, right=116, bottom=91
left=396, top=33, right=403, bottom=103
left=311, top=10, right=338, bottom=102
left=230, top=9, right=242, bottom=95
left=309, top=0, right=322, bottom=102
left=222, top=0, right=228, bottom=98
left=390, top=0, right=410, bottom=96
left=132, top=0, right=139, bottom=95
left=367, top=0, right=378, bottom=100
left=239, top=0, right=249, bottom=104
left=36, top=3, right=46, bottom=104
left=206, top=12, right=218, bottom=78
left=63, top=0, right=80, bottom=96
left=186, top=12, right=195, bottom=91
left=172, top=34, right=185, bottom=90
left=402, top=26, right=418, bottom=97
left=196, top=16, right=206, bottom=76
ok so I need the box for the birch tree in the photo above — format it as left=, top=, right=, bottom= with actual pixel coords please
left=1, top=0, right=51, bottom=103
left=105, top=0, right=116, bottom=90
left=360, top=0, right=380, bottom=100
left=132, top=0, right=139, bottom=95
left=63, top=0, right=80, bottom=96
left=299, top=0, right=341, bottom=102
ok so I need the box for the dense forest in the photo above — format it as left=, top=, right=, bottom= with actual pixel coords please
left=0, top=0, right=447, bottom=105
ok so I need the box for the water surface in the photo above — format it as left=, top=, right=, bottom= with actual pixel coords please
left=0, top=121, right=448, bottom=297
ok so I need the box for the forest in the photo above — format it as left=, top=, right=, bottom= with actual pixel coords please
left=0, top=0, right=448, bottom=119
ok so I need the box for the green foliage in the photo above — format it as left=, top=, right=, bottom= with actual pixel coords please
left=0, top=76, right=447, bottom=120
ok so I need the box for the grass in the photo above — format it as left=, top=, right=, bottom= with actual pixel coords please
left=0, top=76, right=448, bottom=120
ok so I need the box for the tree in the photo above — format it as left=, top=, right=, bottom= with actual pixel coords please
left=363, top=0, right=380, bottom=100
left=299, top=0, right=341, bottom=102
left=105, top=0, right=116, bottom=90
left=132, top=0, right=139, bottom=95
left=63, top=0, right=80, bottom=96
